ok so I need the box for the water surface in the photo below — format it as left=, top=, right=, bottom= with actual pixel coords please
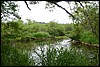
left=13, top=38, right=99, bottom=66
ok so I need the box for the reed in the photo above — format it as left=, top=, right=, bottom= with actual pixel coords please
left=34, top=45, right=99, bottom=66
left=1, top=43, right=34, bottom=66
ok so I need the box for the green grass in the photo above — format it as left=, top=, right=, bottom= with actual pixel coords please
left=55, top=36, right=67, bottom=39
left=1, top=42, right=99, bottom=66
left=1, top=43, right=34, bottom=66
left=33, top=45, right=99, bottom=66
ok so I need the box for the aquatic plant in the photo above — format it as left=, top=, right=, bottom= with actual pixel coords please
left=1, top=43, right=34, bottom=66
left=33, top=45, right=99, bottom=66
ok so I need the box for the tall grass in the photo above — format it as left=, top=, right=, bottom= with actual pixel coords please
left=1, top=43, right=34, bottom=66
left=1, top=42, right=99, bottom=66
left=33, top=45, right=99, bottom=66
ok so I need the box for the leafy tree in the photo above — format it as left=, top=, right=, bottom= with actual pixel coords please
left=46, top=21, right=66, bottom=36
left=67, top=1, right=99, bottom=43
left=55, top=24, right=66, bottom=36
left=1, top=1, right=21, bottom=21
left=64, top=23, right=74, bottom=34
left=72, top=1, right=99, bottom=38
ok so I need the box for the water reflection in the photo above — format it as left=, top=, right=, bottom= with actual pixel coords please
left=28, top=38, right=98, bottom=66
left=29, top=39, right=72, bottom=65
left=13, top=38, right=99, bottom=66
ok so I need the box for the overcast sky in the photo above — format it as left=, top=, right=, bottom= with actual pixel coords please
left=17, top=1, right=74, bottom=24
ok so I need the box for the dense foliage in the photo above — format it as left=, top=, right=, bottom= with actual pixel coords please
left=1, top=1, right=99, bottom=44
left=1, top=1, right=99, bottom=66
left=1, top=43, right=34, bottom=66
left=1, top=20, right=73, bottom=42
left=1, top=1, right=21, bottom=21
left=1, top=42, right=98, bottom=66
left=80, top=31, right=99, bottom=44
left=69, top=1, right=99, bottom=44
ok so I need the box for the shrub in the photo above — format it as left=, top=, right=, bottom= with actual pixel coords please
left=21, top=33, right=34, bottom=41
left=80, top=31, right=99, bottom=44
left=33, top=32, right=50, bottom=39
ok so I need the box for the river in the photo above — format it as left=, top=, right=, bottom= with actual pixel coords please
left=13, top=38, right=99, bottom=66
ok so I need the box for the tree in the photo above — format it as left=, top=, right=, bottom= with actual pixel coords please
left=1, top=1, right=21, bottom=21
left=72, top=1, right=99, bottom=37
left=46, top=21, right=66, bottom=36
left=1, top=1, right=95, bottom=23
left=68, top=1, right=99, bottom=43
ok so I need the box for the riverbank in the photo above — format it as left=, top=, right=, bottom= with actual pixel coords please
left=15, top=36, right=68, bottom=42
left=1, top=36, right=68, bottom=44
left=71, top=40, right=99, bottom=48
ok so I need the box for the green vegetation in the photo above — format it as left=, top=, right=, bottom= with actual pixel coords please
left=69, top=1, right=99, bottom=45
left=1, top=20, right=72, bottom=42
left=1, top=1, right=99, bottom=66
left=1, top=43, right=34, bottom=66
left=1, top=42, right=98, bottom=66
left=33, top=45, right=99, bottom=66
left=80, top=31, right=99, bottom=44
left=1, top=1, right=99, bottom=44
left=55, top=36, right=67, bottom=39
left=33, top=32, right=50, bottom=39
left=1, top=1, right=21, bottom=21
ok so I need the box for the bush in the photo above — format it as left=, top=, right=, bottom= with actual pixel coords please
left=80, top=31, right=99, bottom=44
left=21, top=33, right=34, bottom=41
left=69, top=31, right=81, bottom=41
left=33, top=32, right=50, bottom=39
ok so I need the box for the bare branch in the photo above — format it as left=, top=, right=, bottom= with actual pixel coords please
left=24, top=1, right=31, bottom=11
left=77, top=1, right=84, bottom=8
left=24, top=1, right=75, bottom=19
left=48, top=1, right=75, bottom=19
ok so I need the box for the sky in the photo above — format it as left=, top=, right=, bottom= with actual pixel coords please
left=17, top=1, right=74, bottom=24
